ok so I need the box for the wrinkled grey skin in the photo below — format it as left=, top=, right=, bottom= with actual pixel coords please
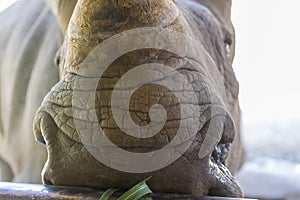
left=0, top=0, right=245, bottom=197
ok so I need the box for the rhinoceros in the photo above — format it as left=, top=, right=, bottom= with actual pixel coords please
left=0, top=0, right=245, bottom=197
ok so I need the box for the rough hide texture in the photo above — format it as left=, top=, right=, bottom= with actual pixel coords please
left=0, top=0, right=245, bottom=197
left=0, top=0, right=61, bottom=182
left=33, top=0, right=245, bottom=197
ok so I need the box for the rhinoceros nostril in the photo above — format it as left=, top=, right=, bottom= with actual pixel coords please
left=211, top=112, right=235, bottom=165
left=36, top=133, right=46, bottom=145
left=211, top=143, right=229, bottom=165
left=42, top=173, right=53, bottom=185
left=33, top=111, right=57, bottom=145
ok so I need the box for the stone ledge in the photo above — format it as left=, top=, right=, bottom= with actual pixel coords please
left=0, top=182, right=257, bottom=200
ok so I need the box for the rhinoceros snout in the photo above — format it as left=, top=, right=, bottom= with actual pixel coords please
left=33, top=0, right=244, bottom=197
left=33, top=76, right=242, bottom=196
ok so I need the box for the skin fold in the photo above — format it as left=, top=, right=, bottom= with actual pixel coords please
left=0, top=0, right=245, bottom=197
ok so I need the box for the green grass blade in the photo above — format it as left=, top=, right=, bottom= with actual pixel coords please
left=99, top=188, right=118, bottom=200
left=117, top=177, right=152, bottom=200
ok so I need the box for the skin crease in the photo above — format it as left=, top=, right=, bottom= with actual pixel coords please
left=34, top=0, right=245, bottom=197
left=0, top=0, right=245, bottom=197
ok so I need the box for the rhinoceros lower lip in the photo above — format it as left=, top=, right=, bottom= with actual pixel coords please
left=208, top=161, right=242, bottom=197
left=206, top=141, right=242, bottom=196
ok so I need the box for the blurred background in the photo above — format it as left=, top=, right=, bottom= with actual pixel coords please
left=233, top=0, right=300, bottom=161
left=1, top=0, right=300, bottom=199
left=0, top=0, right=12, bottom=12
left=232, top=1, right=300, bottom=199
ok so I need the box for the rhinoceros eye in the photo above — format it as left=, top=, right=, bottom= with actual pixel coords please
left=224, top=37, right=232, bottom=58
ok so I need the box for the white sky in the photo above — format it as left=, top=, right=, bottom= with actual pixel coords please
left=232, top=0, right=300, bottom=125
left=0, top=0, right=14, bottom=12
left=1, top=0, right=300, bottom=126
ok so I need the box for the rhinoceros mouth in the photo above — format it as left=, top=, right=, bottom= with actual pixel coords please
left=33, top=66, right=242, bottom=196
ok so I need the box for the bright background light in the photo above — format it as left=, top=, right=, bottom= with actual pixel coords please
left=232, top=0, right=300, bottom=124
left=232, top=0, right=300, bottom=163
left=0, top=0, right=15, bottom=12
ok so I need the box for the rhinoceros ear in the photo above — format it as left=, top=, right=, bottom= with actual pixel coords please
left=45, top=0, right=78, bottom=34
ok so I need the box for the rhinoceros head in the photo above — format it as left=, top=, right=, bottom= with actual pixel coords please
left=34, top=0, right=244, bottom=197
